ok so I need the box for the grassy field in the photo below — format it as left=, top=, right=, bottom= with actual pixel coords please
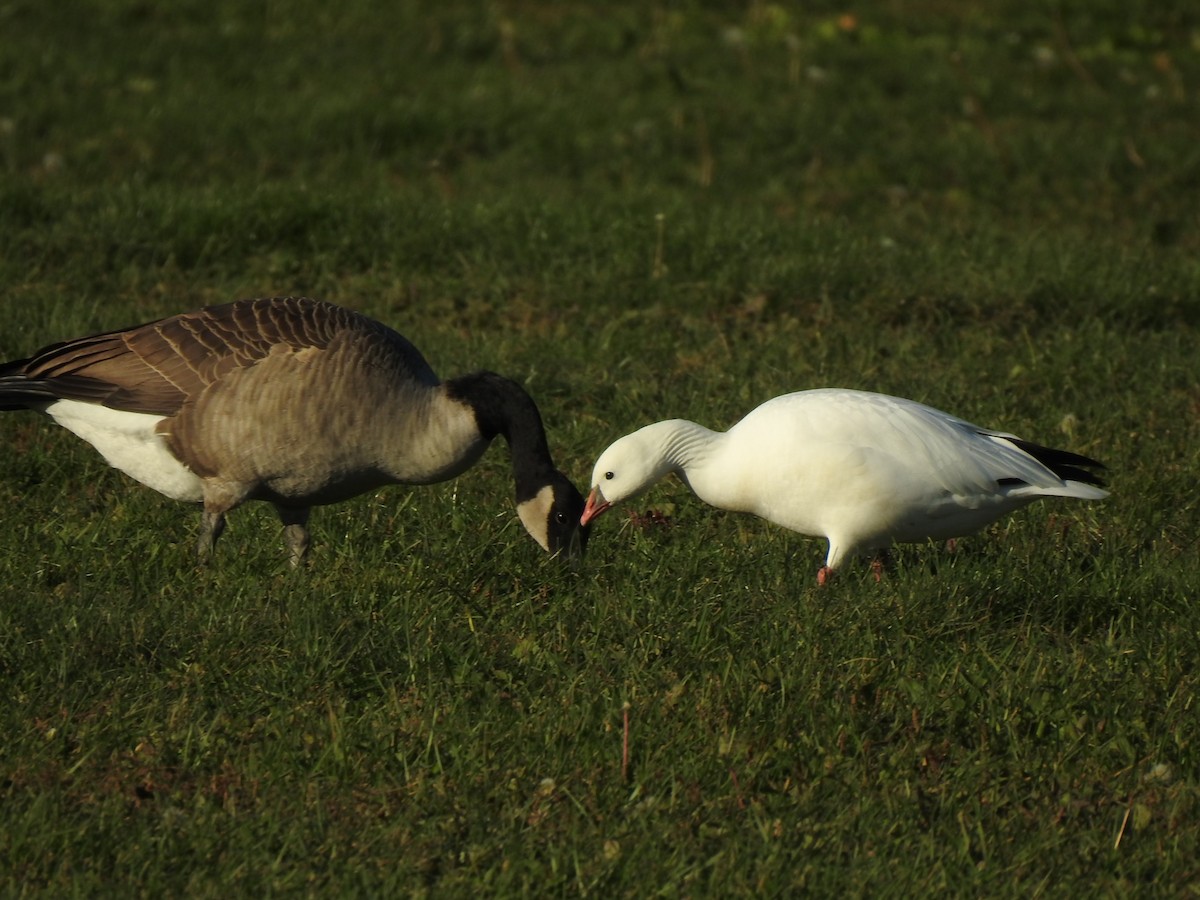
left=2, top=0, right=1199, bottom=894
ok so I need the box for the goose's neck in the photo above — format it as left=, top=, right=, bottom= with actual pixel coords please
left=655, top=419, right=720, bottom=473
left=643, top=419, right=726, bottom=506
left=445, top=371, right=556, bottom=500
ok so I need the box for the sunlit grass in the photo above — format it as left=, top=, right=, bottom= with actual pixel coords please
left=1, top=1, right=1198, bottom=895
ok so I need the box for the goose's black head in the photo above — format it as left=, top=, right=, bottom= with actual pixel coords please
left=446, top=371, right=590, bottom=560
left=516, top=469, right=590, bottom=560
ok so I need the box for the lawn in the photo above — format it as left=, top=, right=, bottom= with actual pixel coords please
left=1, top=1, right=1198, bottom=894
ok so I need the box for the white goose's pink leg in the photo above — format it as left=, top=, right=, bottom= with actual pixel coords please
left=818, top=539, right=850, bottom=586
left=868, top=547, right=895, bottom=582
left=818, top=540, right=847, bottom=585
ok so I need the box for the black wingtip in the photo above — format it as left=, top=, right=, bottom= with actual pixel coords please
left=1006, top=437, right=1108, bottom=488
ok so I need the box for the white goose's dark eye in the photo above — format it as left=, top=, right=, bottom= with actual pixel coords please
left=605, top=471, right=614, bottom=480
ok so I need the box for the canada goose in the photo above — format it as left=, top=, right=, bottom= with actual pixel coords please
left=0, top=296, right=589, bottom=564
left=580, top=388, right=1107, bottom=582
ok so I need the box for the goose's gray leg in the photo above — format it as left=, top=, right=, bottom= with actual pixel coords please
left=197, top=505, right=227, bottom=563
left=276, top=505, right=311, bottom=567
left=197, top=482, right=249, bottom=564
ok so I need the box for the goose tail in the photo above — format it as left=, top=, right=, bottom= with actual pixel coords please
left=1001, top=436, right=1110, bottom=500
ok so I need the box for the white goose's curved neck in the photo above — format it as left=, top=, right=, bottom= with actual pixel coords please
left=649, top=419, right=746, bottom=511
left=654, top=419, right=720, bottom=472
left=629, top=419, right=718, bottom=500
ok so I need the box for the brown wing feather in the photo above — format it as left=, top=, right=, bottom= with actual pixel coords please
left=15, top=297, right=383, bottom=416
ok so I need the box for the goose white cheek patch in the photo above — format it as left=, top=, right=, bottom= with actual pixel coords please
left=516, top=484, right=554, bottom=552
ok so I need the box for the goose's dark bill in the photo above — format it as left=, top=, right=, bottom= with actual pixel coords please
left=555, top=479, right=591, bottom=559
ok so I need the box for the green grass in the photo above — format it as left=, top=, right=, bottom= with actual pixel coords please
left=2, top=0, right=1199, bottom=894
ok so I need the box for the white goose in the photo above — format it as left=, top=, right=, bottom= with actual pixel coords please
left=580, top=389, right=1108, bottom=582
left=0, top=296, right=588, bottom=564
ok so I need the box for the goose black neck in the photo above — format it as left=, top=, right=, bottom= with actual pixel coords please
left=445, top=371, right=558, bottom=500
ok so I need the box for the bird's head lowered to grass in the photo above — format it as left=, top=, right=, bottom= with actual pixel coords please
left=580, top=421, right=687, bottom=527
left=517, top=468, right=590, bottom=559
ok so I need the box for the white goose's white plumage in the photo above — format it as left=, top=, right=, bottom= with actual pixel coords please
left=581, top=389, right=1108, bottom=581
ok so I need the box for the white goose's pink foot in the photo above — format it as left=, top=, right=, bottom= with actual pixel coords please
left=869, top=548, right=893, bottom=582
left=870, top=557, right=885, bottom=582
left=817, top=565, right=835, bottom=585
